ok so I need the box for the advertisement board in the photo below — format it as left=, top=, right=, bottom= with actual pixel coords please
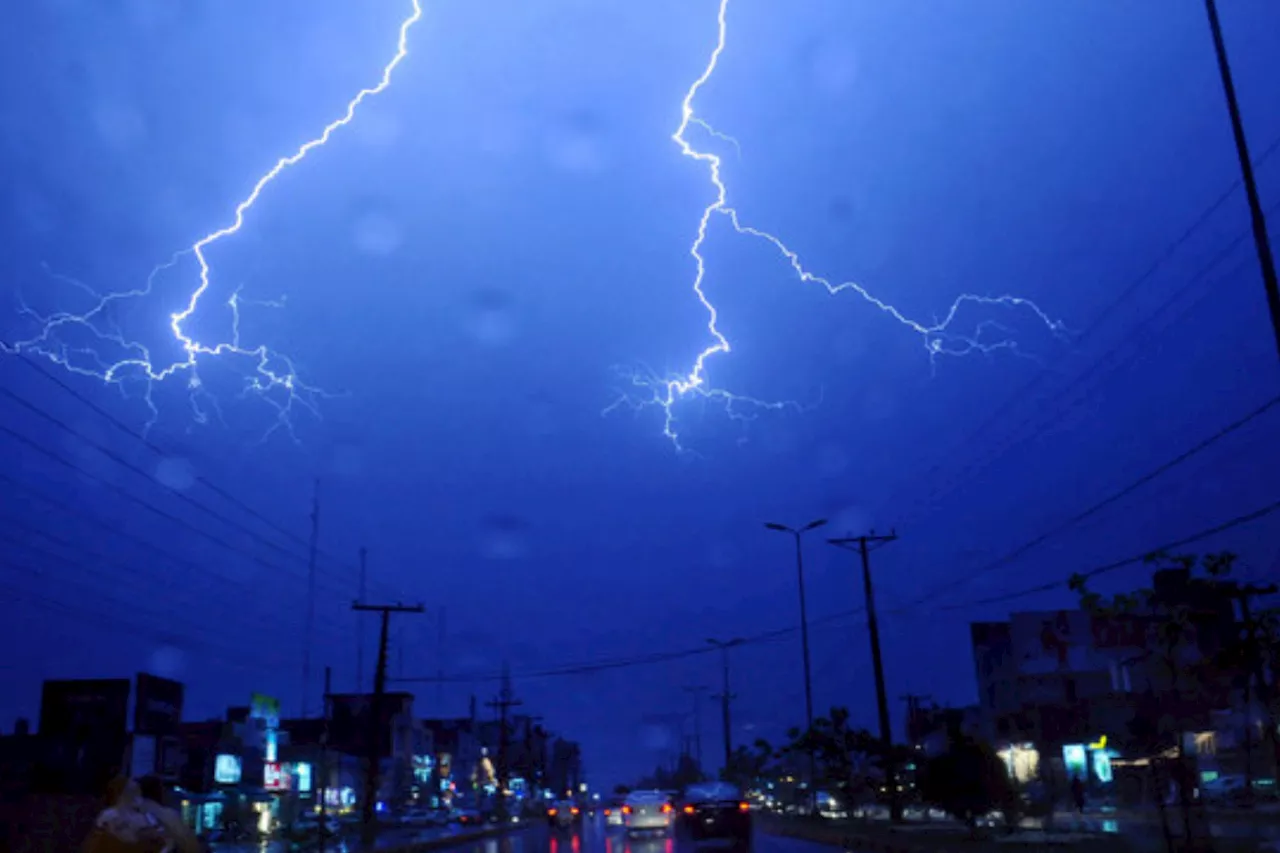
left=214, top=754, right=242, bottom=784
left=38, top=678, right=131, bottom=793
left=134, top=673, right=184, bottom=736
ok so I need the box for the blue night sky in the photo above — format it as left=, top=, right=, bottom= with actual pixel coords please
left=2, top=0, right=1279, bottom=787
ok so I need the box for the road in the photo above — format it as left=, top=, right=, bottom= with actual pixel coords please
left=426, top=822, right=830, bottom=853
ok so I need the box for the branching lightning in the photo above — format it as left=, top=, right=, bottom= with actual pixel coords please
left=612, top=0, right=1066, bottom=450
left=4, top=1, right=423, bottom=438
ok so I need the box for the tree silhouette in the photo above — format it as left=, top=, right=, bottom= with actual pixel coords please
left=918, top=736, right=1015, bottom=833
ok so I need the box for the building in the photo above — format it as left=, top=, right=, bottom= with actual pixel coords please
left=969, top=566, right=1245, bottom=796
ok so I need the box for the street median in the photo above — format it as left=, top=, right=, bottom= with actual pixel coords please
left=373, top=821, right=533, bottom=853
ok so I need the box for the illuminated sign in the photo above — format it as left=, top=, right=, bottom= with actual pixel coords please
left=214, top=754, right=242, bottom=785
left=1088, top=735, right=1107, bottom=751
left=295, top=762, right=313, bottom=793
left=264, top=762, right=292, bottom=791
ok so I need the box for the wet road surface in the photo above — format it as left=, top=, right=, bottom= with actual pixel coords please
left=437, top=820, right=829, bottom=853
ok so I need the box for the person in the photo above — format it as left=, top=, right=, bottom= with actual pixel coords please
left=83, top=776, right=167, bottom=853
left=137, top=776, right=201, bottom=853
left=1070, top=775, right=1086, bottom=814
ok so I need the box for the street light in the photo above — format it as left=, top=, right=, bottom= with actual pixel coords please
left=764, top=517, right=827, bottom=809
left=707, top=637, right=744, bottom=772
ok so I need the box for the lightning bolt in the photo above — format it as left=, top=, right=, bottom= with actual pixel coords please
left=612, top=0, right=1066, bottom=450
left=4, top=1, right=423, bottom=438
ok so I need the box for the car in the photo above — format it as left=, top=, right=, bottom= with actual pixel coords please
left=622, top=790, right=674, bottom=835
left=602, top=798, right=626, bottom=828
left=547, top=800, right=580, bottom=829
left=680, top=782, right=751, bottom=847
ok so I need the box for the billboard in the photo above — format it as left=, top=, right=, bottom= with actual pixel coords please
left=134, top=673, right=184, bottom=736
left=328, top=693, right=414, bottom=759
left=38, top=678, right=131, bottom=793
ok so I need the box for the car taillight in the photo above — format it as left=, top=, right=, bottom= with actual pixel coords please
left=548, top=808, right=558, bottom=816
left=739, top=802, right=750, bottom=812
left=683, top=805, right=695, bottom=815
left=622, top=806, right=632, bottom=815
left=603, top=809, right=611, bottom=816
left=571, top=808, right=580, bottom=815
left=661, top=803, right=673, bottom=814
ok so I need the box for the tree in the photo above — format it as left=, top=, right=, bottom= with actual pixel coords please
left=721, top=739, right=775, bottom=788
left=1069, top=551, right=1237, bottom=848
left=918, top=737, right=1015, bottom=834
left=779, top=706, right=885, bottom=804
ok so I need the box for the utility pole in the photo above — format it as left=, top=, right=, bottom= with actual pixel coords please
left=1226, top=581, right=1280, bottom=792
left=683, top=685, right=708, bottom=770
left=486, top=663, right=523, bottom=818
left=1203, top=0, right=1280, bottom=359
left=829, top=530, right=901, bottom=823
left=437, top=607, right=446, bottom=709
left=302, top=479, right=321, bottom=717
left=899, top=693, right=932, bottom=748
left=318, top=666, right=331, bottom=853
left=764, top=517, right=827, bottom=811
left=356, top=546, right=368, bottom=691
left=352, top=601, right=425, bottom=849
left=707, top=638, right=742, bottom=774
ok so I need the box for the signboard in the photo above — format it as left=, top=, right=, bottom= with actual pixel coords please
left=215, top=754, right=242, bottom=784
left=250, top=693, right=280, bottom=728
left=134, top=673, right=184, bottom=736
left=38, top=678, right=131, bottom=793
left=328, top=693, right=414, bottom=758
left=129, top=734, right=156, bottom=779
left=264, top=761, right=293, bottom=791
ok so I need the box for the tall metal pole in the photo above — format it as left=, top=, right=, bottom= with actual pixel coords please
left=1203, top=0, right=1280, bottom=359
left=318, top=665, right=331, bottom=853
left=356, top=546, right=368, bottom=690
left=765, top=518, right=826, bottom=813
left=684, top=685, right=708, bottom=769
left=793, top=533, right=815, bottom=739
left=303, top=479, right=320, bottom=717
left=829, top=531, right=901, bottom=823
left=707, top=638, right=741, bottom=774
left=353, top=601, right=425, bottom=850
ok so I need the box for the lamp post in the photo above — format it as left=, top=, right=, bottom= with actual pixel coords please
left=764, top=517, right=827, bottom=811
left=706, top=637, right=744, bottom=773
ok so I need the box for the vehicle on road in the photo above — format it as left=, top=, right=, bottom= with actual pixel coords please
left=547, top=800, right=580, bottom=829
left=623, top=790, right=674, bottom=835
left=603, top=798, right=625, bottom=828
left=679, top=782, right=751, bottom=847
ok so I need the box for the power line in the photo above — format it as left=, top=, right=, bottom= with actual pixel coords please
left=935, top=495, right=1280, bottom=612
left=11, top=354, right=404, bottom=600
left=895, top=219, right=1271, bottom=532
left=875, top=133, right=1280, bottom=526
left=896, top=389, right=1280, bottom=611
left=0, top=473, right=350, bottom=649
left=0, top=414, right=361, bottom=601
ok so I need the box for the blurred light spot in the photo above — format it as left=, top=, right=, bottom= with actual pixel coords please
left=467, top=288, right=516, bottom=347
left=149, top=645, right=185, bottom=678
left=352, top=210, right=403, bottom=257
left=328, top=441, right=365, bottom=478
left=525, top=393, right=559, bottom=438
left=480, top=515, right=530, bottom=561
left=155, top=456, right=196, bottom=491
left=544, top=109, right=608, bottom=175
left=829, top=504, right=871, bottom=536
left=804, top=38, right=858, bottom=98
left=707, top=541, right=737, bottom=570
left=92, top=101, right=147, bottom=152
left=815, top=442, right=850, bottom=478
left=828, top=196, right=853, bottom=222
left=862, top=386, right=897, bottom=422
left=641, top=725, right=674, bottom=752
left=353, top=109, right=402, bottom=150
